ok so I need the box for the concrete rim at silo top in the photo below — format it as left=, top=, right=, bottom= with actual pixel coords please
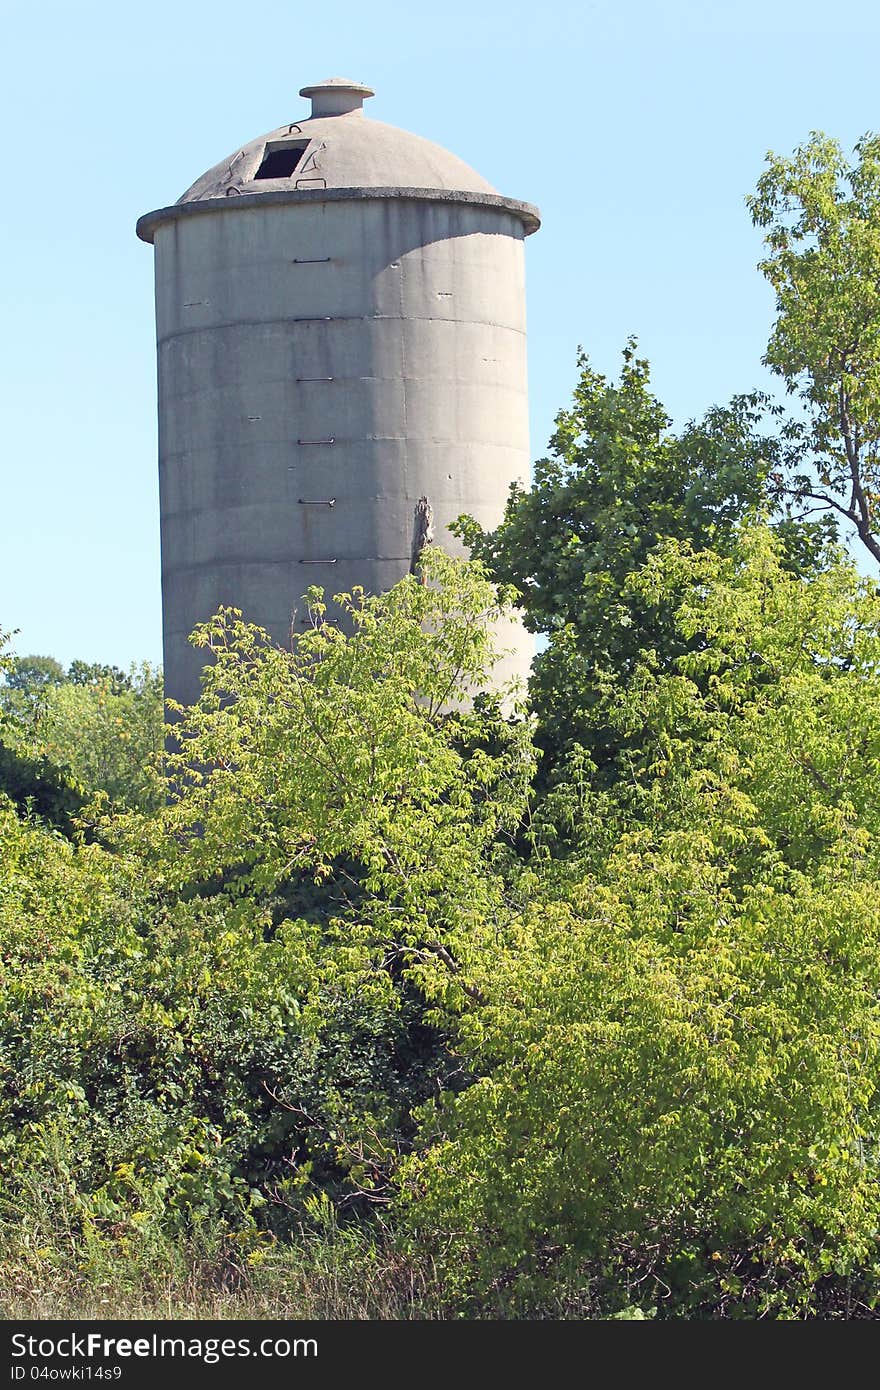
left=136, top=186, right=541, bottom=244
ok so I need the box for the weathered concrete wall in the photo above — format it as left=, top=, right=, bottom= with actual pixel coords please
left=153, top=195, right=533, bottom=706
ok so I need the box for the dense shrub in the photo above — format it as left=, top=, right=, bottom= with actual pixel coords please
left=6, top=538, right=880, bottom=1317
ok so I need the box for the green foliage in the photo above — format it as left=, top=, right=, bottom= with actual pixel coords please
left=0, top=796, right=412, bottom=1234
left=38, top=665, right=164, bottom=812
left=401, top=528, right=880, bottom=1317
left=0, top=555, right=535, bottom=1251
left=67, top=660, right=132, bottom=693
left=110, top=551, right=533, bottom=922
left=7, top=451, right=880, bottom=1315
left=0, top=635, right=85, bottom=832
left=4, top=654, right=65, bottom=693
left=0, top=641, right=164, bottom=817
left=0, top=742, right=84, bottom=835
left=405, top=856, right=880, bottom=1316
left=454, top=344, right=825, bottom=776
left=9, top=541, right=880, bottom=1316
left=749, top=131, right=880, bottom=559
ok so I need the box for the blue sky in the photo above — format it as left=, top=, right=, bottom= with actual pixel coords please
left=2, top=0, right=879, bottom=668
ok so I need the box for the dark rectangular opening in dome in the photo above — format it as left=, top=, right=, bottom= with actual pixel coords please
left=254, top=143, right=309, bottom=180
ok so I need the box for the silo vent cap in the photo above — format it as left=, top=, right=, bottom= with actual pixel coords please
left=299, top=77, right=375, bottom=118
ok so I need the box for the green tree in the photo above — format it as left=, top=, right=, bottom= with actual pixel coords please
left=112, top=552, right=533, bottom=915
left=0, top=635, right=84, bottom=832
left=3, top=654, right=64, bottom=692
left=38, top=664, right=164, bottom=813
left=0, top=640, right=164, bottom=817
left=67, top=660, right=131, bottom=694
left=749, top=131, right=880, bottom=561
left=402, top=526, right=880, bottom=1317
left=455, top=344, right=818, bottom=776
left=1, top=655, right=66, bottom=728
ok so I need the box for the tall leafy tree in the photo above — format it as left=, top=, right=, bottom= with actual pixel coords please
left=749, top=131, right=880, bottom=560
left=455, top=344, right=810, bottom=774
left=3, top=655, right=64, bottom=692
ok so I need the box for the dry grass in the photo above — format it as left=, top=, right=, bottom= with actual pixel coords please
left=0, top=1179, right=446, bottom=1320
left=1, top=1257, right=444, bottom=1320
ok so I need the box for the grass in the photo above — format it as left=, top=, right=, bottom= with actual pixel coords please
left=0, top=1194, right=604, bottom=1320
left=0, top=1219, right=448, bottom=1321
left=0, top=1161, right=448, bottom=1320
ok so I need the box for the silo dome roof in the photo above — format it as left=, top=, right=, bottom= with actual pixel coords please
left=137, top=77, right=539, bottom=242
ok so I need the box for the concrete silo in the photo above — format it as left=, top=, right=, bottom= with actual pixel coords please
left=137, top=77, right=540, bottom=707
